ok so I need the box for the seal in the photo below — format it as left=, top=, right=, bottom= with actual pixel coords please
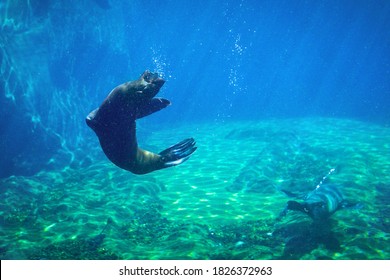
left=278, top=184, right=359, bottom=220
left=86, top=70, right=196, bottom=174
left=282, top=184, right=344, bottom=220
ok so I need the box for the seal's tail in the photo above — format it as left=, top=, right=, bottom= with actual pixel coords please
left=159, top=138, right=197, bottom=167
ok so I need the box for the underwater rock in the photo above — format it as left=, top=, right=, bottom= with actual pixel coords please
left=227, top=130, right=333, bottom=194
left=27, top=238, right=119, bottom=260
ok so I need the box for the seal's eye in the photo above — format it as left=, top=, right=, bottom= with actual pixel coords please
left=143, top=72, right=151, bottom=82
left=144, top=71, right=158, bottom=83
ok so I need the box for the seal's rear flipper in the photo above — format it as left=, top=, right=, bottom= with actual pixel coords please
left=281, top=189, right=307, bottom=199
left=281, top=189, right=299, bottom=198
left=159, top=138, right=197, bottom=167
left=340, top=201, right=364, bottom=210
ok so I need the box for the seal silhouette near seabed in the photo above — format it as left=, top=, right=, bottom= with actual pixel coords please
left=86, top=70, right=197, bottom=174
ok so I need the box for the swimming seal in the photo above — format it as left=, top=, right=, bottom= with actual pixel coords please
left=86, top=70, right=196, bottom=174
left=278, top=184, right=358, bottom=220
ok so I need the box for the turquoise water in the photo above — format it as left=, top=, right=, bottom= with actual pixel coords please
left=1, top=118, right=389, bottom=259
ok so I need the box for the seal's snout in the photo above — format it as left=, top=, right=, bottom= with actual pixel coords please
left=140, top=71, right=165, bottom=97
left=142, top=70, right=165, bottom=84
left=153, top=77, right=165, bottom=88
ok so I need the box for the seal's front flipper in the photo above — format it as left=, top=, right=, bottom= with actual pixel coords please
left=277, top=201, right=305, bottom=221
left=159, top=138, right=197, bottom=167
left=276, top=205, right=289, bottom=221
left=137, top=98, right=171, bottom=119
left=287, top=201, right=306, bottom=213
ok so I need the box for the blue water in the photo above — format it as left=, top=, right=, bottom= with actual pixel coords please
left=1, top=0, right=390, bottom=177
left=1, top=0, right=390, bottom=260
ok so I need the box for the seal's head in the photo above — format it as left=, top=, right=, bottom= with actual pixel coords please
left=130, top=70, right=165, bottom=99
